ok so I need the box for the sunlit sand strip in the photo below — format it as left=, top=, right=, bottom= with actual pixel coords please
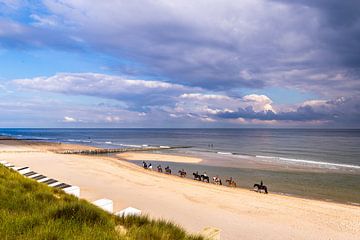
left=118, top=152, right=203, bottom=163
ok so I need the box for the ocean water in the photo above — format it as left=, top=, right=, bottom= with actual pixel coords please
left=1, top=128, right=359, bottom=168
left=1, top=128, right=360, bottom=204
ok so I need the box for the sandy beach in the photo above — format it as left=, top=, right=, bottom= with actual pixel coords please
left=118, top=152, right=203, bottom=163
left=1, top=139, right=359, bottom=240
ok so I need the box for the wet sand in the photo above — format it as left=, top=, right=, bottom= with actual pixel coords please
left=1, top=139, right=359, bottom=240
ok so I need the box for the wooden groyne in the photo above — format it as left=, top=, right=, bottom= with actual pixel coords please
left=56, top=146, right=192, bottom=155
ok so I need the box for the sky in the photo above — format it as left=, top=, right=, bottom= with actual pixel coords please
left=0, top=0, right=359, bottom=128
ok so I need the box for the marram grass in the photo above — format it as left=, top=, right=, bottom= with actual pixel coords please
left=0, top=165, right=204, bottom=240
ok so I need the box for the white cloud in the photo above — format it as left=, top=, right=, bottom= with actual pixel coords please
left=63, top=116, right=77, bottom=122
left=14, top=72, right=187, bottom=93
left=242, top=94, right=275, bottom=112
left=163, top=92, right=277, bottom=123
left=180, top=93, right=231, bottom=101
left=13, top=72, right=196, bottom=107
left=30, top=14, right=58, bottom=27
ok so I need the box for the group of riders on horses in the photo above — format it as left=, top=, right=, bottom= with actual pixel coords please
left=142, top=161, right=268, bottom=193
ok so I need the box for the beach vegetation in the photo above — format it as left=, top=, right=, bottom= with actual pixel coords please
left=0, top=165, right=204, bottom=240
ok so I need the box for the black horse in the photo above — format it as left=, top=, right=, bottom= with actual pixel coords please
left=178, top=169, right=186, bottom=177
left=165, top=166, right=171, bottom=174
left=142, top=161, right=148, bottom=169
left=201, top=174, right=210, bottom=183
left=193, top=172, right=201, bottom=181
left=253, top=184, right=268, bottom=194
left=157, top=165, right=163, bottom=173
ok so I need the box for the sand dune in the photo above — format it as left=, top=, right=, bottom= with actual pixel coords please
left=1, top=139, right=359, bottom=240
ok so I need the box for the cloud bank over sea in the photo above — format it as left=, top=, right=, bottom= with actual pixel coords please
left=0, top=0, right=359, bottom=127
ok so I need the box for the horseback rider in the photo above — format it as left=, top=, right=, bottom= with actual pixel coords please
left=260, top=180, right=263, bottom=186
left=157, top=164, right=162, bottom=172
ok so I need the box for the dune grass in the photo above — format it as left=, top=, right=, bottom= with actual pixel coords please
left=0, top=165, right=204, bottom=240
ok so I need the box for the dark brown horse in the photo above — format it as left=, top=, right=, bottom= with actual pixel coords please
left=178, top=169, right=186, bottom=177
left=193, top=172, right=201, bottom=181
left=165, top=166, right=171, bottom=174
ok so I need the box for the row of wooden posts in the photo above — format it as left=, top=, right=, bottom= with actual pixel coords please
left=56, top=146, right=191, bottom=155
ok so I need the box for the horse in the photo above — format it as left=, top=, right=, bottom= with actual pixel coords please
left=226, top=178, right=237, bottom=187
left=157, top=165, right=163, bottom=173
left=142, top=161, right=148, bottom=169
left=201, top=174, right=210, bottom=183
left=253, top=184, right=268, bottom=194
left=212, top=176, right=222, bottom=185
left=165, top=166, right=171, bottom=175
left=193, top=172, right=201, bottom=181
left=178, top=169, right=186, bottom=177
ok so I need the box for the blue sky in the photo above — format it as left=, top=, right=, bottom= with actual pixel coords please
left=0, top=0, right=359, bottom=128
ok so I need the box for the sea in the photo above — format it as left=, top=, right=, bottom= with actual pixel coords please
left=1, top=128, right=359, bottom=205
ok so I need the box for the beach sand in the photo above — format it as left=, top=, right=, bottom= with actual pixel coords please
left=118, top=152, right=203, bottom=163
left=1, top=139, right=359, bottom=240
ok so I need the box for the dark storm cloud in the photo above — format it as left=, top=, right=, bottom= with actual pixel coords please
left=1, top=0, right=360, bottom=95
left=272, top=0, right=360, bottom=68
left=1, top=1, right=360, bottom=127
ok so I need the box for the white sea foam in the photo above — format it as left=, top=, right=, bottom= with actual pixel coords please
left=256, top=155, right=360, bottom=169
left=67, top=139, right=91, bottom=143
left=217, top=152, right=233, bottom=155
left=121, top=144, right=142, bottom=148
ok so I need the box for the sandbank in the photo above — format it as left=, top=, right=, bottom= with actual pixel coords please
left=117, top=152, right=202, bottom=163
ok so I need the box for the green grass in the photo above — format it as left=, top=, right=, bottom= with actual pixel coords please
left=0, top=165, right=204, bottom=240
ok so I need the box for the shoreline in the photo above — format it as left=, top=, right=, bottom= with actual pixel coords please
left=124, top=158, right=360, bottom=207
left=1, top=138, right=360, bottom=239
